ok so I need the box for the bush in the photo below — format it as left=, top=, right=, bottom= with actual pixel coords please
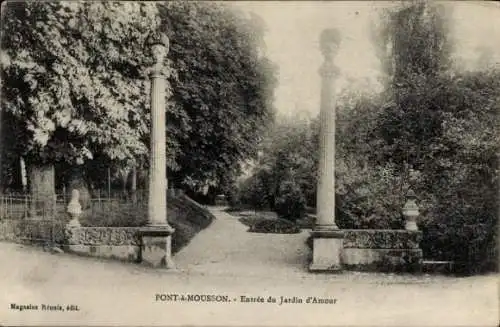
left=274, top=179, right=306, bottom=222
left=248, top=218, right=301, bottom=234
left=418, top=163, right=498, bottom=274
left=237, top=170, right=273, bottom=210
left=335, top=158, right=405, bottom=229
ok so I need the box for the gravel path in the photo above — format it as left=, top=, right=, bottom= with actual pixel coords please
left=0, top=207, right=498, bottom=326
left=174, top=207, right=311, bottom=278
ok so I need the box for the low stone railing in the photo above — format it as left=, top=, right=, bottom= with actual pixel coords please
left=306, top=229, right=423, bottom=272
left=341, top=229, right=423, bottom=272
left=62, top=191, right=214, bottom=263
left=63, top=227, right=142, bottom=262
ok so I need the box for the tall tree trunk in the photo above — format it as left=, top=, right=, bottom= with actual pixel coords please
left=121, top=169, right=128, bottom=196
left=131, top=165, right=137, bottom=204
left=68, top=165, right=91, bottom=210
left=20, top=157, right=27, bottom=193
left=28, top=164, right=56, bottom=219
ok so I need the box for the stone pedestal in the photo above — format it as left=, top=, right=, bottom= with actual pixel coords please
left=309, top=230, right=344, bottom=272
left=138, top=226, right=175, bottom=268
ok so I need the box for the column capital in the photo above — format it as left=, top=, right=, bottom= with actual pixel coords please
left=319, top=29, right=341, bottom=60
left=149, top=64, right=167, bottom=79
left=319, top=61, right=340, bottom=78
left=319, top=29, right=341, bottom=79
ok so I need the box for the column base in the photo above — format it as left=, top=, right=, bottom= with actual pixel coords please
left=314, top=223, right=339, bottom=231
left=309, top=229, right=344, bottom=272
left=66, top=218, right=81, bottom=228
left=405, top=220, right=418, bottom=231
left=138, top=225, right=175, bottom=269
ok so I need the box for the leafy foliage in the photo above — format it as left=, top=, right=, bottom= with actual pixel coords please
left=248, top=219, right=301, bottom=234
left=2, top=2, right=158, bottom=166
left=274, top=178, right=307, bottom=222
left=372, top=2, right=498, bottom=273
left=239, top=216, right=301, bottom=234
left=236, top=115, right=318, bottom=215
left=160, top=2, right=278, bottom=191
left=1, top=2, right=277, bottom=196
left=77, top=194, right=214, bottom=254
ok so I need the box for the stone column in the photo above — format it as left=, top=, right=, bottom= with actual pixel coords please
left=139, top=32, right=175, bottom=269
left=148, top=63, right=169, bottom=227
left=309, top=29, right=344, bottom=272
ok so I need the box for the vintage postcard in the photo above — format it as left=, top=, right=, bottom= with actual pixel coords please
left=0, top=1, right=498, bottom=326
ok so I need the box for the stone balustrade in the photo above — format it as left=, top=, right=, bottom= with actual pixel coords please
left=343, top=229, right=422, bottom=249
left=63, top=227, right=142, bottom=262
left=344, top=230, right=422, bottom=272
left=65, top=227, right=142, bottom=246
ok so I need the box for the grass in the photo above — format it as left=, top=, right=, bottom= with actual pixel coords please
left=79, top=195, right=214, bottom=254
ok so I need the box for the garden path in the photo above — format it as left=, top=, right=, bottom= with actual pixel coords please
left=173, top=207, right=312, bottom=278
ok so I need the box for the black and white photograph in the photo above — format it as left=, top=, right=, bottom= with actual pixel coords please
left=0, top=1, right=498, bottom=326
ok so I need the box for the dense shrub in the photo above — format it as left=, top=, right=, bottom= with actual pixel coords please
left=418, top=152, right=498, bottom=274
left=274, top=179, right=307, bottom=222
left=238, top=170, right=273, bottom=210
left=335, top=157, right=406, bottom=229
left=237, top=116, right=318, bottom=213
left=247, top=218, right=300, bottom=234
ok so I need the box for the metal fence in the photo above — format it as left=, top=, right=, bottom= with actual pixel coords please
left=0, top=194, right=68, bottom=245
left=0, top=189, right=177, bottom=244
left=0, top=194, right=67, bottom=220
left=0, top=191, right=145, bottom=245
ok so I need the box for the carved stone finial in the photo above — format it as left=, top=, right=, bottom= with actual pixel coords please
left=145, top=31, right=170, bottom=66
left=67, top=189, right=82, bottom=227
left=319, top=29, right=341, bottom=59
left=145, top=31, right=170, bottom=52
left=319, top=29, right=341, bottom=78
left=403, top=188, right=419, bottom=231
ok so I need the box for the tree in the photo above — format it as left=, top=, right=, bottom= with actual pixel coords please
left=159, top=2, right=277, bottom=193
left=1, top=2, right=159, bottom=208
left=371, top=1, right=498, bottom=272
left=2, top=1, right=277, bottom=206
left=236, top=113, right=318, bottom=212
left=371, top=1, right=453, bottom=170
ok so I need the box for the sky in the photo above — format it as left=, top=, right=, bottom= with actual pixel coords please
left=230, top=1, right=500, bottom=118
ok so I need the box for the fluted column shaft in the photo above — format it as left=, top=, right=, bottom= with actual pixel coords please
left=315, top=30, right=340, bottom=231
left=148, top=68, right=169, bottom=227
